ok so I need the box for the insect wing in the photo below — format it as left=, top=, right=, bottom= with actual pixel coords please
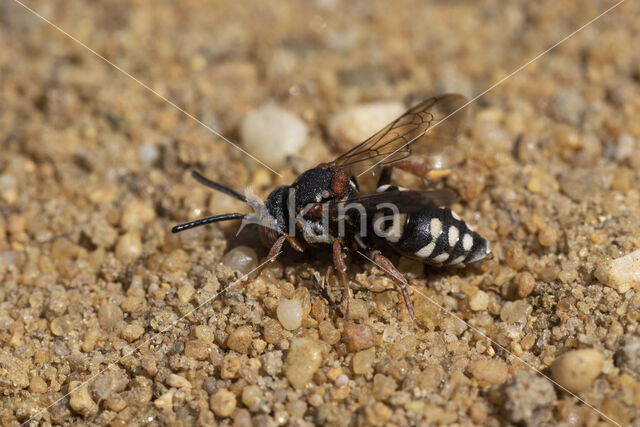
left=330, top=94, right=469, bottom=172
left=327, top=189, right=458, bottom=217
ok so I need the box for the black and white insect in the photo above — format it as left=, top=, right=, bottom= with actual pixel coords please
left=172, top=94, right=490, bottom=329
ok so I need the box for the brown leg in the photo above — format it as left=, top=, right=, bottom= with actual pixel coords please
left=370, top=250, right=427, bottom=330
left=332, top=239, right=350, bottom=319
left=386, top=160, right=454, bottom=184
left=242, top=235, right=305, bottom=284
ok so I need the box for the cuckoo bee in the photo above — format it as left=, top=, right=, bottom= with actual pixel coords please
left=172, top=94, right=490, bottom=329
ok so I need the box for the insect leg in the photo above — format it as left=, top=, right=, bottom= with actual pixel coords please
left=370, top=250, right=427, bottom=330
left=241, top=235, right=305, bottom=284
left=332, top=239, right=351, bottom=319
left=386, top=159, right=453, bottom=186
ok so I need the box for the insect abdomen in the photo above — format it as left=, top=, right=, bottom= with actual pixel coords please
left=373, top=185, right=490, bottom=265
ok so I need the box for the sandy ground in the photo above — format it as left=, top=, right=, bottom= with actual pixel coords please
left=1, top=0, right=640, bottom=425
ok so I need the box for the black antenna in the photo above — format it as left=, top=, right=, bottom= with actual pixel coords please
left=190, top=170, right=249, bottom=203
left=172, top=213, right=245, bottom=233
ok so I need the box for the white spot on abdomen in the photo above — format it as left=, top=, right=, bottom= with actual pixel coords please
left=463, top=233, right=473, bottom=251
left=432, top=253, right=449, bottom=263
left=448, top=226, right=459, bottom=247
left=416, top=242, right=436, bottom=258
left=430, top=218, right=443, bottom=240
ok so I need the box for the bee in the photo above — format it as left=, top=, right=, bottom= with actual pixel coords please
left=172, top=94, right=490, bottom=329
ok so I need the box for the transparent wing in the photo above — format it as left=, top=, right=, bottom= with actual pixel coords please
left=329, top=94, right=469, bottom=172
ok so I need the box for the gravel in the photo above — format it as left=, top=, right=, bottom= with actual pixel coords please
left=2, top=0, right=639, bottom=425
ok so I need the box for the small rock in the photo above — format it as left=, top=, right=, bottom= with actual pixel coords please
left=154, top=391, right=174, bottom=411
left=121, top=199, right=156, bottom=231
left=328, top=101, right=404, bottom=150
left=614, top=133, right=635, bottom=162
left=537, top=226, right=558, bottom=247
left=161, top=249, right=191, bottom=273
left=552, top=88, right=585, bottom=125
left=364, top=401, right=392, bottom=427
left=241, top=384, right=263, bottom=411
left=210, top=388, right=236, bottom=418
left=319, top=320, right=341, bottom=345
left=469, top=290, right=489, bottom=311
left=500, top=300, right=531, bottom=324
left=285, top=338, right=323, bottom=389
left=166, top=373, right=192, bottom=389
left=516, top=272, right=535, bottom=298
left=69, top=381, right=97, bottom=416
left=615, top=334, right=640, bottom=380
left=344, top=323, right=375, bottom=352
left=372, top=374, right=396, bottom=401
left=121, top=324, right=145, bottom=342
left=194, top=325, right=215, bottom=344
left=277, top=299, right=303, bottom=330
left=501, top=373, right=556, bottom=424
left=595, top=249, right=640, bottom=293
left=240, top=104, right=308, bottom=168
left=468, top=401, right=488, bottom=425
left=506, top=242, right=526, bottom=271
left=98, top=303, right=123, bottom=330
left=226, top=326, right=253, bottom=354
left=29, top=376, right=48, bottom=394
left=221, top=246, right=257, bottom=275
left=348, top=299, right=369, bottom=320
left=527, top=170, right=559, bottom=195
left=551, top=348, right=604, bottom=393
left=139, top=143, right=159, bottom=166
left=185, top=340, right=209, bottom=360
left=468, top=358, right=509, bottom=385
left=352, top=348, right=376, bottom=375
left=115, top=231, right=143, bottom=263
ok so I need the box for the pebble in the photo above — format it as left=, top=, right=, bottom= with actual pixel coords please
left=185, top=340, right=210, bottom=360
left=506, top=242, right=526, bottom=271
left=468, top=358, right=509, bottom=385
left=516, top=272, right=536, bottom=298
left=328, top=101, right=405, bottom=149
left=69, top=381, right=97, bottom=416
left=226, top=326, right=253, bottom=354
left=537, top=226, right=558, bottom=247
left=595, top=249, right=640, bottom=293
left=221, top=246, right=258, bottom=275
left=551, top=348, right=604, bottom=393
left=344, top=324, right=375, bottom=352
left=527, top=170, right=558, bottom=195
left=166, top=373, right=192, bottom=389
left=469, top=290, right=489, bottom=311
left=115, top=231, right=143, bottom=263
left=277, top=299, right=303, bottom=330
left=161, top=249, right=191, bottom=273
left=319, top=320, right=341, bottom=345
left=138, top=143, right=159, bottom=166
left=615, top=334, right=640, bottom=380
left=194, top=325, right=215, bottom=344
left=210, top=388, right=236, bottom=418
left=240, top=104, right=308, bottom=168
left=552, top=88, right=585, bottom=126
left=121, top=199, right=156, bottom=231
left=500, top=300, right=531, bottom=324
left=501, top=373, right=556, bottom=424
left=614, top=133, right=635, bottom=162
left=154, top=391, right=174, bottom=411
left=352, top=348, right=376, bottom=375
left=285, top=338, right=323, bottom=389
left=29, top=376, right=48, bottom=394
left=98, top=303, right=123, bottom=330
left=372, top=374, right=396, bottom=401
left=121, top=324, right=144, bottom=342
left=241, top=384, right=263, bottom=411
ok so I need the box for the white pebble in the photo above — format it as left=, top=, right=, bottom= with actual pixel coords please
left=595, top=249, right=640, bottom=293
left=328, top=101, right=405, bottom=148
left=240, top=104, right=308, bottom=168
left=334, top=374, right=349, bottom=387
left=277, top=299, right=303, bottom=330
left=614, top=133, right=635, bottom=162
left=138, top=143, right=159, bottom=166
